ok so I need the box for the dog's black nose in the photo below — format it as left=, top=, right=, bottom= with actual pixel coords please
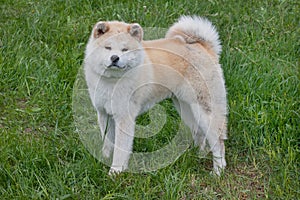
left=110, top=55, right=119, bottom=63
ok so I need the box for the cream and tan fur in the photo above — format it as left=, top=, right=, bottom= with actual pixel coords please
left=84, top=16, right=227, bottom=175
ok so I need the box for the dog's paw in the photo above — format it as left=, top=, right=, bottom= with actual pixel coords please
left=212, top=157, right=226, bottom=176
left=108, top=167, right=122, bottom=176
left=211, top=166, right=225, bottom=177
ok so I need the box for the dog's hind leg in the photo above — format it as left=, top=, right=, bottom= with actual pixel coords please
left=172, top=98, right=203, bottom=146
left=190, top=103, right=227, bottom=175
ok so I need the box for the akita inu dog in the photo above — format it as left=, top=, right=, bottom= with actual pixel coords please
left=84, top=16, right=227, bottom=175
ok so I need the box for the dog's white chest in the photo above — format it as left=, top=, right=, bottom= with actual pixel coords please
left=92, top=78, right=136, bottom=116
left=91, top=80, right=115, bottom=115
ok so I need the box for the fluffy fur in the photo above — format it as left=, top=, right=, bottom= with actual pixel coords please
left=84, top=16, right=227, bottom=175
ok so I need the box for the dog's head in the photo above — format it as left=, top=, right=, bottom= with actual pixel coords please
left=85, top=21, right=145, bottom=78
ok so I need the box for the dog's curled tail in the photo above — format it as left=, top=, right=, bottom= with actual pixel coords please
left=166, top=16, right=221, bottom=57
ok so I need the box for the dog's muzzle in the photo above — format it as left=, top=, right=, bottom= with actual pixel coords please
left=107, top=55, right=125, bottom=69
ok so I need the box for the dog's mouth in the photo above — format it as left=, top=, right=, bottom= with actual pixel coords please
left=107, top=63, right=127, bottom=70
left=107, top=55, right=128, bottom=70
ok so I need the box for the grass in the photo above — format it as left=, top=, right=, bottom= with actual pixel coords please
left=0, top=0, right=299, bottom=199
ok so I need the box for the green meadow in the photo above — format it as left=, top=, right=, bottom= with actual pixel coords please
left=0, top=0, right=299, bottom=199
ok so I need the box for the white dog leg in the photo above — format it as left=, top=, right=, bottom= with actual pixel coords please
left=205, top=120, right=226, bottom=176
left=190, top=104, right=226, bottom=175
left=97, top=110, right=108, bottom=139
left=109, top=119, right=135, bottom=174
left=102, top=117, right=115, bottom=158
left=173, top=99, right=200, bottom=145
left=209, top=138, right=226, bottom=176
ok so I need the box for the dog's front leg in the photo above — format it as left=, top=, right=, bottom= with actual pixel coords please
left=109, top=118, right=135, bottom=174
left=97, top=110, right=108, bottom=139
left=102, top=116, right=115, bottom=158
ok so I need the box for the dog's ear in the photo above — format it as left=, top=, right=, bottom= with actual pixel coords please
left=93, top=22, right=109, bottom=38
left=128, top=23, right=143, bottom=42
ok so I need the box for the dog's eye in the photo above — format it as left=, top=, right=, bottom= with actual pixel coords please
left=122, top=48, right=128, bottom=52
left=105, top=46, right=111, bottom=50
